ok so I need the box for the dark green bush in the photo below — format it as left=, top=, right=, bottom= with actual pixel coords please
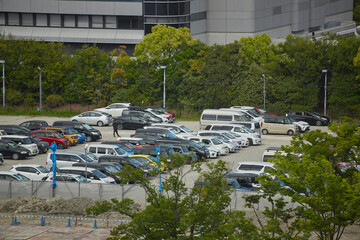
left=46, top=94, right=64, bottom=108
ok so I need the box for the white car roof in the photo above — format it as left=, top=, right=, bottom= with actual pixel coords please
left=11, top=164, right=44, bottom=168
left=237, top=161, right=275, bottom=167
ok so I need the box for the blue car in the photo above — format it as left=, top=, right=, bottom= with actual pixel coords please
left=74, top=130, right=86, bottom=143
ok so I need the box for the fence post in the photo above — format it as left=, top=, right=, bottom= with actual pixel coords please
left=9, top=181, right=12, bottom=199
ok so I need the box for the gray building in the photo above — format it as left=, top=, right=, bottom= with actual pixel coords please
left=0, top=0, right=355, bottom=51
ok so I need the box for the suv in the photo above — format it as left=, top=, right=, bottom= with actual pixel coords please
left=122, top=109, right=163, bottom=123
left=95, top=103, right=131, bottom=117
left=42, top=126, right=79, bottom=145
left=46, top=150, right=94, bottom=170
left=52, top=121, right=102, bottom=142
left=19, top=120, right=49, bottom=130
left=134, top=128, right=178, bottom=139
left=57, top=166, right=116, bottom=184
left=261, top=116, right=298, bottom=136
left=85, top=143, right=127, bottom=158
left=0, top=139, right=31, bottom=160
left=9, top=164, right=50, bottom=181
left=286, top=110, right=330, bottom=126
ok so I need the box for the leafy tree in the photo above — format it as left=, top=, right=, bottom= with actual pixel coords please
left=86, top=157, right=259, bottom=240
left=247, top=119, right=360, bottom=240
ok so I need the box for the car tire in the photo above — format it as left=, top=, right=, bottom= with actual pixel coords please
left=248, top=138, right=253, bottom=146
left=262, top=129, right=268, bottom=135
left=315, top=120, right=322, bottom=126
left=117, top=124, right=123, bottom=130
left=86, top=135, right=92, bottom=142
left=57, top=143, right=64, bottom=149
left=72, top=120, right=77, bottom=122
left=97, top=121, right=104, bottom=127
left=287, top=130, right=294, bottom=136
left=12, top=153, right=20, bottom=160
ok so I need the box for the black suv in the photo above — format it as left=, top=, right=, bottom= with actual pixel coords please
left=286, top=110, right=330, bottom=126
left=115, top=116, right=151, bottom=130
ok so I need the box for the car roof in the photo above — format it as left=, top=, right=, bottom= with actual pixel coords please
left=50, top=150, right=86, bottom=154
left=0, top=135, right=29, bottom=139
left=33, top=130, right=58, bottom=133
left=59, top=166, right=98, bottom=171
left=86, top=143, right=119, bottom=148
left=11, top=164, right=43, bottom=168
left=225, top=172, right=260, bottom=178
left=237, top=161, right=275, bottom=166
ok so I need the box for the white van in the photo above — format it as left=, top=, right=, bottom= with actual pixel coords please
left=226, top=107, right=264, bottom=125
left=0, top=135, right=39, bottom=155
left=84, top=144, right=127, bottom=158
left=200, top=109, right=247, bottom=129
left=204, top=124, right=262, bottom=146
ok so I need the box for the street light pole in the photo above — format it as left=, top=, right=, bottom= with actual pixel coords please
left=322, top=70, right=327, bottom=116
left=262, top=74, right=266, bottom=110
left=0, top=60, right=5, bottom=107
left=160, top=66, right=166, bottom=109
left=38, top=67, right=43, bottom=112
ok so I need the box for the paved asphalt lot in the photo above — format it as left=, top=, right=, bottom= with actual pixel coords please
left=0, top=115, right=329, bottom=240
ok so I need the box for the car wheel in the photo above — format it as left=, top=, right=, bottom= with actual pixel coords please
left=12, top=153, right=20, bottom=160
left=117, top=124, right=123, bottom=130
left=57, top=143, right=64, bottom=149
left=248, top=138, right=253, bottom=146
left=287, top=130, right=294, bottom=136
left=86, top=135, right=92, bottom=142
left=97, top=121, right=104, bottom=127
left=72, top=120, right=77, bottom=122
left=262, top=129, right=268, bottom=135
left=315, top=120, right=322, bottom=126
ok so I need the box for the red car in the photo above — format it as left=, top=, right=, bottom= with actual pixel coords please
left=254, top=107, right=278, bottom=116
left=32, top=130, right=70, bottom=149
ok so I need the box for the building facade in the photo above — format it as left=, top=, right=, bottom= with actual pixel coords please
left=0, top=0, right=355, bottom=52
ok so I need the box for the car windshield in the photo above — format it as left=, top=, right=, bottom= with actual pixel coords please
left=7, top=141, right=19, bottom=148
left=21, top=137, right=33, bottom=144
left=75, top=175, right=89, bottom=183
left=234, top=115, right=244, bottom=121
left=103, top=165, right=119, bottom=173
left=147, top=156, right=158, bottom=162
left=79, top=154, right=93, bottom=162
left=189, top=141, right=201, bottom=149
left=310, top=111, right=321, bottom=116
left=211, top=138, right=221, bottom=145
left=37, top=166, right=50, bottom=173
left=64, top=128, right=76, bottom=134
left=53, top=132, right=64, bottom=138
left=14, top=173, right=30, bottom=181
left=115, top=148, right=125, bottom=155
left=218, top=137, right=230, bottom=143
left=31, top=136, right=41, bottom=142
left=289, top=117, right=297, bottom=123
left=91, top=169, right=107, bottom=178
left=129, top=158, right=145, bottom=167
left=222, top=133, right=234, bottom=139
left=242, top=126, right=254, bottom=133
left=179, top=125, right=192, bottom=133
left=83, top=124, right=93, bottom=130
left=119, top=145, right=132, bottom=152
left=86, top=152, right=99, bottom=161
left=168, top=128, right=180, bottom=134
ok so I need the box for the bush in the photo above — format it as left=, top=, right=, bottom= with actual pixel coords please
left=7, top=89, right=23, bottom=106
left=46, top=94, right=64, bottom=108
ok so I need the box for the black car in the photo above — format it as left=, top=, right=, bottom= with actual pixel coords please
left=286, top=110, right=331, bottom=126
left=0, top=125, right=32, bottom=136
left=30, top=135, right=49, bottom=154
left=0, top=139, right=31, bottom=160
left=20, top=120, right=49, bottom=131
left=115, top=116, right=151, bottom=130
left=122, top=109, right=163, bottom=123
left=52, top=121, right=102, bottom=142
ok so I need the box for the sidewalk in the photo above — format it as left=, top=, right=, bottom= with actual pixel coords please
left=0, top=225, right=111, bottom=240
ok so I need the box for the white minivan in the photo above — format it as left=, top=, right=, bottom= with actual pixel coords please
left=0, top=135, right=39, bottom=155
left=200, top=109, right=248, bottom=129
left=84, top=144, right=127, bottom=158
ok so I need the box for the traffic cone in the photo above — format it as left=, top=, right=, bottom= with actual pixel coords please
left=13, top=216, right=18, bottom=226
left=67, top=217, right=71, bottom=227
left=40, top=216, right=45, bottom=226
left=93, top=219, right=97, bottom=228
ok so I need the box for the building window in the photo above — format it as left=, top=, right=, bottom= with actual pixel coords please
left=117, top=16, right=143, bottom=29
left=273, top=6, right=282, bottom=15
left=91, top=15, right=103, bottom=28
left=0, top=13, right=5, bottom=25
left=105, top=16, right=116, bottom=29
left=49, top=14, right=61, bottom=27
left=77, top=15, right=89, bottom=28
left=64, top=15, right=75, bottom=27
left=21, top=13, right=33, bottom=26
left=36, top=14, right=48, bottom=27
left=8, top=13, right=20, bottom=26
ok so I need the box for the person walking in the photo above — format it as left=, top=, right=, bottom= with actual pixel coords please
left=113, top=118, right=120, bottom=137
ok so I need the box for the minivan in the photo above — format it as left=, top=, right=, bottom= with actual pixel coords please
left=84, top=144, right=127, bottom=158
left=204, top=124, right=262, bottom=146
left=52, top=121, right=102, bottom=142
left=200, top=109, right=247, bottom=129
left=0, top=139, right=31, bottom=160
left=0, top=135, right=39, bottom=155
left=261, top=116, right=298, bottom=136
left=46, top=150, right=95, bottom=170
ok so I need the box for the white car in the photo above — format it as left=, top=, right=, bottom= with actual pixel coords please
left=9, top=164, right=50, bottom=181
left=95, top=103, right=131, bottom=117
left=58, top=167, right=116, bottom=184
left=288, top=117, right=310, bottom=133
left=189, top=136, right=229, bottom=156
left=196, top=142, right=220, bottom=158
left=70, top=111, right=112, bottom=127
left=144, top=108, right=170, bottom=123
left=149, top=124, right=196, bottom=139
left=0, top=171, right=30, bottom=181
left=45, top=173, right=89, bottom=183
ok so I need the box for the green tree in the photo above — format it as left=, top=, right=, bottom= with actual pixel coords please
left=86, top=157, right=259, bottom=240
left=247, top=119, right=360, bottom=240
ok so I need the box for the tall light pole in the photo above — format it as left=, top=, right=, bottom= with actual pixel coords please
left=0, top=60, right=5, bottom=107
left=38, top=67, right=43, bottom=112
left=160, top=66, right=166, bottom=109
left=322, top=70, right=327, bottom=116
left=262, top=74, right=266, bottom=110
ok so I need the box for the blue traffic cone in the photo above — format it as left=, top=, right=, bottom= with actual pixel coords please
left=13, top=216, right=18, bottom=226
left=67, top=217, right=71, bottom=227
left=40, top=216, right=45, bottom=226
left=93, top=219, right=97, bottom=228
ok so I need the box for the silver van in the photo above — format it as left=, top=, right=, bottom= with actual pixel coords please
left=0, top=135, right=39, bottom=155
left=262, top=116, right=298, bottom=136
left=46, top=150, right=94, bottom=170
left=200, top=109, right=247, bottom=129
left=84, top=144, right=127, bottom=158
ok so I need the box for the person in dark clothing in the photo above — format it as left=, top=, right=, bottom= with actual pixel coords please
left=113, top=118, right=120, bottom=137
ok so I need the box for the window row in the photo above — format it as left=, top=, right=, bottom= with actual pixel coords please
left=0, top=12, right=144, bottom=30
left=144, top=2, right=190, bottom=16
